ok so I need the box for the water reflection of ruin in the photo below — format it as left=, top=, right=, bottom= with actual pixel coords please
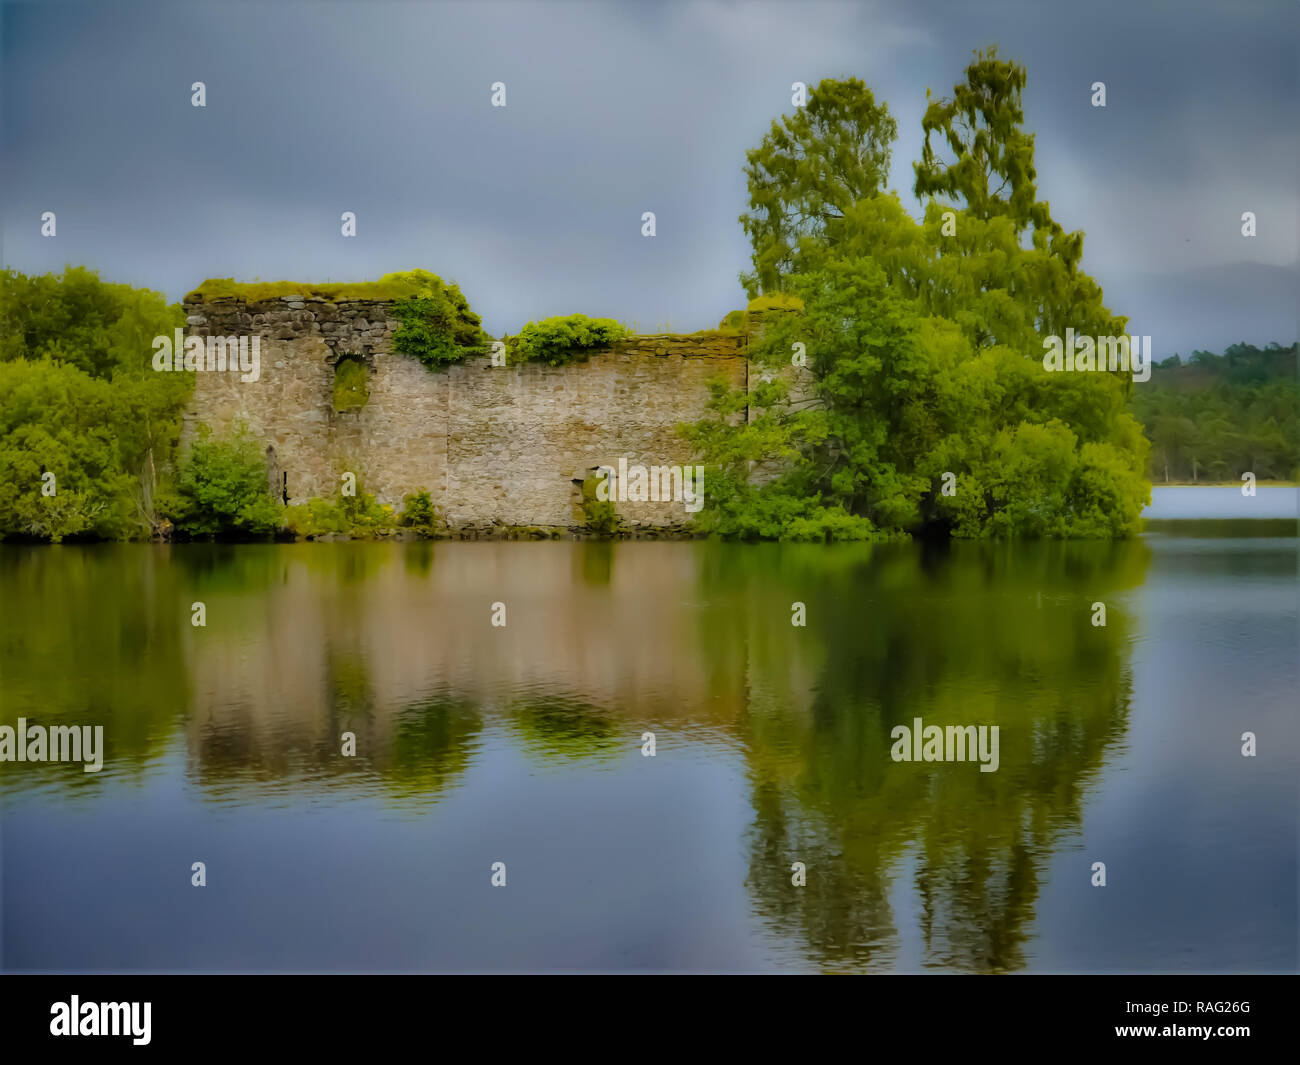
left=180, top=542, right=769, bottom=792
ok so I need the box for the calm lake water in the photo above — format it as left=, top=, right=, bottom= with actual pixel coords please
left=2, top=487, right=1296, bottom=972
left=1142, top=483, right=1296, bottom=520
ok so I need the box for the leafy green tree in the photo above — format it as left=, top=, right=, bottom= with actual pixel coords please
left=1, top=266, right=181, bottom=379
left=1147, top=414, right=1200, bottom=483
left=0, top=358, right=136, bottom=541
left=739, top=78, right=897, bottom=296
left=0, top=268, right=190, bottom=540
left=913, top=46, right=1123, bottom=348
left=691, top=51, right=1150, bottom=540
left=914, top=46, right=1043, bottom=229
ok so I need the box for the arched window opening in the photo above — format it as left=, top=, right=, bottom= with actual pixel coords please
left=333, top=355, right=370, bottom=412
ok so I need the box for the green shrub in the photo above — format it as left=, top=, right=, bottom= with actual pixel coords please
left=283, top=498, right=343, bottom=538
left=718, top=309, right=746, bottom=332
left=506, top=314, right=631, bottom=366
left=388, top=270, right=489, bottom=369
left=231, top=495, right=284, bottom=536
left=186, top=270, right=479, bottom=306
left=581, top=473, right=620, bottom=536
left=171, top=424, right=281, bottom=538
left=283, top=481, right=396, bottom=538
left=399, top=488, right=441, bottom=533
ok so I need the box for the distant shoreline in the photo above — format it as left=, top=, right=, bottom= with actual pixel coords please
left=1151, top=481, right=1297, bottom=487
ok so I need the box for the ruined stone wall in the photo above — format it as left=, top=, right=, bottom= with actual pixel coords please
left=180, top=295, right=756, bottom=531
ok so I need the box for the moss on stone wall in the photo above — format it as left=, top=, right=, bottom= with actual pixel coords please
left=747, top=293, right=805, bottom=313
left=580, top=472, right=619, bottom=536
left=186, top=278, right=433, bottom=303
left=186, top=269, right=480, bottom=307
left=332, top=358, right=370, bottom=411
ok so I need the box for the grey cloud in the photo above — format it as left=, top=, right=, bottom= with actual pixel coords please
left=3, top=0, right=1295, bottom=344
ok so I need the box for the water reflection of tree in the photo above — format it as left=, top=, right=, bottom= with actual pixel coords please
left=378, top=693, right=482, bottom=801
left=505, top=695, right=621, bottom=764
left=714, top=540, right=1148, bottom=972
left=0, top=544, right=191, bottom=793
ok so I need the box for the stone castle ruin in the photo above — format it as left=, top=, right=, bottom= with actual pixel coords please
left=180, top=290, right=802, bottom=532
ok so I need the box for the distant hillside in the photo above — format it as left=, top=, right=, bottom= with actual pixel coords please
left=1132, top=342, right=1297, bottom=483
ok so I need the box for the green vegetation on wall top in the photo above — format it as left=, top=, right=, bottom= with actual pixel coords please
left=746, top=293, right=805, bottom=313
left=505, top=314, right=632, bottom=366
left=717, top=297, right=804, bottom=334
left=187, top=269, right=491, bottom=372
left=186, top=274, right=454, bottom=304
left=387, top=271, right=490, bottom=369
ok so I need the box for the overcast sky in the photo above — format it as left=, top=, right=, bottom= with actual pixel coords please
left=3, top=0, right=1296, bottom=356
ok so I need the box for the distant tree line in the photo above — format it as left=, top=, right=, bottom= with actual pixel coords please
left=1133, top=343, right=1297, bottom=483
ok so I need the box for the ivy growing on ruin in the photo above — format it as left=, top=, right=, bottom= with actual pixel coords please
left=387, top=270, right=489, bottom=369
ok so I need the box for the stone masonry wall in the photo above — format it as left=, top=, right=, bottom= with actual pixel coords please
left=180, top=295, right=764, bottom=531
